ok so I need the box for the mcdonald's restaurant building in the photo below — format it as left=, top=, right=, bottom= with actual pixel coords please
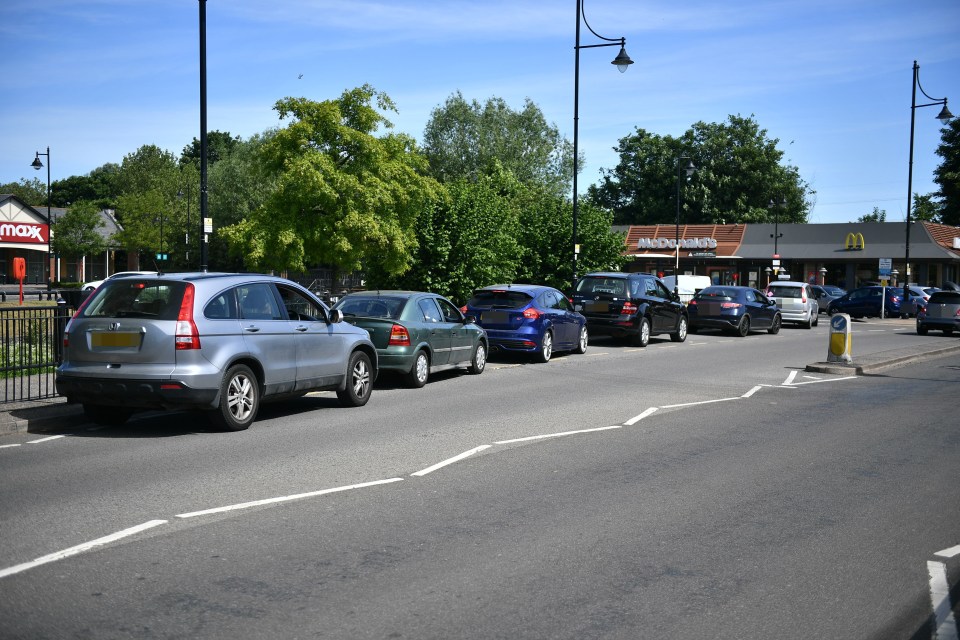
left=621, top=222, right=960, bottom=290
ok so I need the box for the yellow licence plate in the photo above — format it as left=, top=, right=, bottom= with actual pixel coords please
left=90, top=332, right=141, bottom=348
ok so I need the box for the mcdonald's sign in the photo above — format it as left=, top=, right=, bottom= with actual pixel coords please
left=844, top=232, right=865, bottom=251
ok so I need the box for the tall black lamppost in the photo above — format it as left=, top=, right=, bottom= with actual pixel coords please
left=768, top=198, right=785, bottom=257
left=178, top=186, right=192, bottom=264
left=674, top=157, right=696, bottom=296
left=905, top=60, right=952, bottom=298
left=199, top=0, right=209, bottom=272
left=31, top=147, right=53, bottom=285
left=572, top=0, right=632, bottom=291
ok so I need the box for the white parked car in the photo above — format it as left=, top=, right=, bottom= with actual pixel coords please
left=81, top=271, right=157, bottom=292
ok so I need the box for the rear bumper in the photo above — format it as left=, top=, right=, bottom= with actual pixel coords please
left=583, top=316, right=640, bottom=337
left=918, top=318, right=960, bottom=331
left=56, top=374, right=219, bottom=410
left=689, top=316, right=739, bottom=330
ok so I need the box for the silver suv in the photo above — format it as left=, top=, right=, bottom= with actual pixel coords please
left=56, top=272, right=378, bottom=431
left=765, top=281, right=819, bottom=329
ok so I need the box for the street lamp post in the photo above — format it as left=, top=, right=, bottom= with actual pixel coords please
left=768, top=198, right=785, bottom=257
left=31, top=147, right=54, bottom=286
left=905, top=60, right=952, bottom=299
left=178, top=187, right=191, bottom=264
left=572, top=0, right=632, bottom=291
left=674, top=157, right=696, bottom=296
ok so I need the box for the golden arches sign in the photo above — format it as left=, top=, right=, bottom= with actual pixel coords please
left=844, top=232, right=865, bottom=250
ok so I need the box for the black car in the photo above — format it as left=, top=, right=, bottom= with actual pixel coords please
left=687, top=285, right=782, bottom=336
left=571, top=272, right=687, bottom=347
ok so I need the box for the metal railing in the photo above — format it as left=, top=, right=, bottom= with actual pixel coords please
left=1, top=303, right=74, bottom=404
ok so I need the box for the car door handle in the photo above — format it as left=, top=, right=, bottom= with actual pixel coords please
left=295, top=325, right=308, bottom=332
left=244, top=325, right=261, bottom=333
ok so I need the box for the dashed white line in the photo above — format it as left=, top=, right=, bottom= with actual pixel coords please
left=935, top=544, right=960, bottom=559
left=27, top=435, right=65, bottom=444
left=176, top=478, right=405, bottom=518
left=660, top=397, right=740, bottom=409
left=495, top=426, right=621, bottom=445
left=624, top=407, right=658, bottom=426
left=411, top=446, right=491, bottom=477
left=741, top=385, right=764, bottom=398
left=0, top=444, right=21, bottom=449
left=0, top=520, right=168, bottom=580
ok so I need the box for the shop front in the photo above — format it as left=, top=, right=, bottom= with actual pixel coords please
left=623, top=222, right=960, bottom=292
left=0, top=194, right=52, bottom=286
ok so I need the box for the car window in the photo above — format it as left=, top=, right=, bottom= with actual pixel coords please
left=277, top=284, right=327, bottom=322
left=336, top=296, right=400, bottom=319
left=930, top=291, right=960, bottom=304
left=418, top=298, right=443, bottom=323
left=745, top=290, right=756, bottom=303
left=239, top=284, right=282, bottom=320
left=468, top=290, right=533, bottom=308
left=81, top=280, right=185, bottom=320
left=554, top=293, right=573, bottom=311
left=204, top=291, right=237, bottom=320
left=435, top=297, right=463, bottom=323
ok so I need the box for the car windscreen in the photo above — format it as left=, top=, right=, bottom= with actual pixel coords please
left=467, top=290, right=534, bottom=309
left=80, top=280, right=187, bottom=320
left=335, top=296, right=405, bottom=319
left=769, top=286, right=802, bottom=298
left=575, top=277, right=627, bottom=297
left=695, top=287, right=738, bottom=300
left=929, top=291, right=960, bottom=304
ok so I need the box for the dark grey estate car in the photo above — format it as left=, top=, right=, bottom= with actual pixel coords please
left=56, top=272, right=378, bottom=431
left=571, top=272, right=687, bottom=347
left=916, top=290, right=960, bottom=335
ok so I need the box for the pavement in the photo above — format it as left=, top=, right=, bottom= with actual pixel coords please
left=3, top=335, right=959, bottom=438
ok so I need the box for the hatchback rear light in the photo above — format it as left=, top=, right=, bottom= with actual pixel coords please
left=621, top=301, right=638, bottom=315
left=721, top=302, right=742, bottom=309
left=175, top=284, right=201, bottom=350
left=688, top=299, right=697, bottom=306
left=388, top=324, right=411, bottom=346
left=801, top=291, right=807, bottom=303
left=523, top=307, right=541, bottom=320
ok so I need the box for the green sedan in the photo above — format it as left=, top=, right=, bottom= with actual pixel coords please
left=333, top=291, right=488, bottom=388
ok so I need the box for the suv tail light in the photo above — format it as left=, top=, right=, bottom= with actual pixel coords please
left=175, top=284, right=201, bottom=350
left=388, top=324, right=411, bottom=346
left=621, top=301, right=638, bottom=315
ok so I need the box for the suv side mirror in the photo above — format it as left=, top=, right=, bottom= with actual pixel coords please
left=463, top=314, right=477, bottom=324
left=328, top=308, right=344, bottom=324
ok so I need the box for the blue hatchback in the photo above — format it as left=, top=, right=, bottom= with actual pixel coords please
left=826, top=286, right=902, bottom=318
left=462, top=284, right=588, bottom=363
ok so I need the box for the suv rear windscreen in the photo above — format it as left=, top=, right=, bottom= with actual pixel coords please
left=769, top=286, right=803, bottom=298
left=929, top=291, right=960, bottom=304
left=81, top=280, right=187, bottom=320
left=468, top=290, right=533, bottom=308
left=575, top=277, right=628, bottom=297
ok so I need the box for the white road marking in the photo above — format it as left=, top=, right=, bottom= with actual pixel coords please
left=624, top=407, right=658, bottom=426
left=0, top=444, right=21, bottom=449
left=586, top=352, right=608, bottom=357
left=928, top=560, right=959, bottom=640
left=783, top=376, right=858, bottom=386
left=660, top=397, right=740, bottom=409
left=783, top=370, right=799, bottom=385
left=176, top=478, right=404, bottom=518
left=741, top=385, right=764, bottom=398
left=495, top=426, right=621, bottom=445
left=27, top=435, right=65, bottom=444
left=411, top=446, right=491, bottom=477
left=935, top=544, right=960, bottom=559
left=0, top=520, right=168, bottom=580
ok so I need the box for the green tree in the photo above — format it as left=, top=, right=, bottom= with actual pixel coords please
left=180, top=130, right=242, bottom=168
left=933, top=118, right=960, bottom=225
left=370, top=164, right=522, bottom=303
left=422, top=92, right=574, bottom=193
left=910, top=193, right=941, bottom=223
left=50, top=164, right=121, bottom=209
left=113, top=146, right=181, bottom=267
left=856, top=207, right=886, bottom=223
left=50, top=200, right=107, bottom=261
left=222, top=86, right=442, bottom=275
left=0, top=177, right=48, bottom=206
left=112, top=190, right=170, bottom=269
left=588, top=114, right=813, bottom=225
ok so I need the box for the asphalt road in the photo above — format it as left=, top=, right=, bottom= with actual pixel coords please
left=1, top=318, right=958, bottom=639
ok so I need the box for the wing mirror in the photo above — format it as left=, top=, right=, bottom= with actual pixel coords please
left=328, top=308, right=344, bottom=323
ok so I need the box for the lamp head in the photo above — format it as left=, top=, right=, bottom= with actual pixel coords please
left=683, top=158, right=696, bottom=180
left=611, top=45, right=633, bottom=73
left=31, top=154, right=43, bottom=170
left=936, top=102, right=953, bottom=124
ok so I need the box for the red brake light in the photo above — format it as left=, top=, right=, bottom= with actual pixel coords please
left=175, top=284, right=201, bottom=350
left=388, top=324, right=411, bottom=346
left=621, top=301, right=638, bottom=315
left=688, top=299, right=697, bottom=306
left=523, top=307, right=541, bottom=320
left=721, top=302, right=742, bottom=309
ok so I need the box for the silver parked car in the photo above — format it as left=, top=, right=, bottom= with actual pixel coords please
left=765, top=281, right=819, bottom=328
left=916, top=290, right=960, bottom=335
left=56, top=273, right=378, bottom=431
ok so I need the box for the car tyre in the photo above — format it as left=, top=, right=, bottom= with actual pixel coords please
left=536, top=331, right=553, bottom=363
left=768, top=314, right=782, bottom=335
left=405, top=350, right=429, bottom=388
left=337, top=351, right=373, bottom=407
left=945, top=328, right=954, bottom=336
left=211, top=364, right=259, bottom=431
left=574, top=326, right=588, bottom=354
left=83, top=404, right=133, bottom=426
left=917, top=323, right=928, bottom=335
left=736, top=315, right=751, bottom=337
left=670, top=316, right=688, bottom=343
left=631, top=317, right=651, bottom=348
left=468, top=342, right=487, bottom=374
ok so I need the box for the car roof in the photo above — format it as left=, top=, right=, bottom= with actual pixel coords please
left=478, top=284, right=551, bottom=293
left=768, top=281, right=808, bottom=287
left=580, top=272, right=642, bottom=279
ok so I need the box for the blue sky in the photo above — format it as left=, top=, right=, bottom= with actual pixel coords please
left=2, top=0, right=958, bottom=224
